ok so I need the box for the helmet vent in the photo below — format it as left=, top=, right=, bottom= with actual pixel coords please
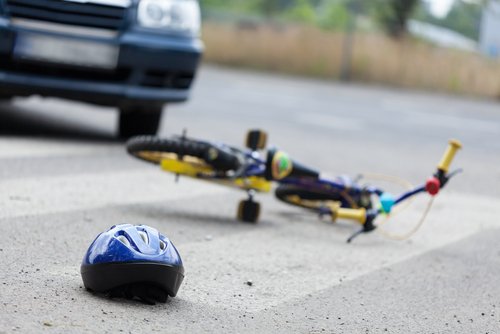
left=138, top=231, right=149, bottom=244
left=159, top=240, right=166, bottom=250
left=117, top=235, right=131, bottom=247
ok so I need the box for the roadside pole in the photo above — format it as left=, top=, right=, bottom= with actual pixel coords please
left=340, top=2, right=360, bottom=82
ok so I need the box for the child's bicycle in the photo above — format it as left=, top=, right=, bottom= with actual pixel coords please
left=127, top=130, right=462, bottom=242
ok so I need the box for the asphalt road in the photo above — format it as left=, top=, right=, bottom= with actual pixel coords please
left=0, top=65, right=499, bottom=333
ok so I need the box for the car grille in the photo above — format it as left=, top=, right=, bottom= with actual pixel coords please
left=5, top=0, right=128, bottom=30
left=0, top=55, right=131, bottom=83
left=0, top=55, right=196, bottom=90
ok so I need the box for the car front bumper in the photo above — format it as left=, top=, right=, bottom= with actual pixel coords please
left=0, top=18, right=203, bottom=106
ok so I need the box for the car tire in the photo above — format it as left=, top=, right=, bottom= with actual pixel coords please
left=118, top=105, right=164, bottom=139
left=0, top=93, right=12, bottom=102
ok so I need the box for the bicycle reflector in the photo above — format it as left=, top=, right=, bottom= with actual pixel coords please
left=380, top=193, right=395, bottom=213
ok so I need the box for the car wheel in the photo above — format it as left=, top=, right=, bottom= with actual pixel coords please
left=118, top=105, right=164, bottom=139
left=0, top=94, right=12, bottom=102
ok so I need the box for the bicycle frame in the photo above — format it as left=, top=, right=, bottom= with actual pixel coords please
left=160, top=142, right=272, bottom=193
left=152, top=131, right=461, bottom=241
left=279, top=176, right=382, bottom=207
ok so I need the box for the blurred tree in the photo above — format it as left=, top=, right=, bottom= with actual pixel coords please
left=251, top=0, right=284, bottom=17
left=375, top=0, right=420, bottom=37
left=284, top=0, right=317, bottom=23
left=319, top=0, right=351, bottom=30
left=413, top=0, right=483, bottom=40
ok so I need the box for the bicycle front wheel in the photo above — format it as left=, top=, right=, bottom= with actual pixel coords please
left=275, top=184, right=351, bottom=211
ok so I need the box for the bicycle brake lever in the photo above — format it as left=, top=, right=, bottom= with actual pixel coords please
left=353, top=174, right=363, bottom=183
left=429, top=167, right=463, bottom=194
left=347, top=225, right=377, bottom=243
left=346, top=214, right=377, bottom=243
left=447, top=168, right=463, bottom=179
left=347, top=229, right=366, bottom=243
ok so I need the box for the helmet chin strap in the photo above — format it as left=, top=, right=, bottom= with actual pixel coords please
left=108, top=283, right=168, bottom=305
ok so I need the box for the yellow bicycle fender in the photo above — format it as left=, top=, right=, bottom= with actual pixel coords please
left=161, top=160, right=271, bottom=192
left=161, top=159, right=214, bottom=177
left=233, top=177, right=272, bottom=192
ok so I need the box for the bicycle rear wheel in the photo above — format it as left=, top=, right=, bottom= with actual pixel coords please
left=126, top=136, right=241, bottom=173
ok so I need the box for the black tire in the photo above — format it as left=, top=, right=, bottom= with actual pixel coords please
left=246, top=130, right=268, bottom=150
left=126, top=136, right=241, bottom=172
left=118, top=105, right=163, bottom=139
left=237, top=200, right=260, bottom=223
left=0, top=94, right=12, bottom=102
left=275, top=184, right=345, bottom=211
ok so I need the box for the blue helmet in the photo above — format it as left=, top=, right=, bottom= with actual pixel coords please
left=81, top=224, right=184, bottom=304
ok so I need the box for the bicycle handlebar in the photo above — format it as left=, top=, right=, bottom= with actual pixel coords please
left=333, top=139, right=462, bottom=242
left=437, top=139, right=462, bottom=174
left=333, top=206, right=367, bottom=224
left=426, top=139, right=463, bottom=196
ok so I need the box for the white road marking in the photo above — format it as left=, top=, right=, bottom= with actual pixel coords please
left=178, top=192, right=500, bottom=312
left=0, top=139, right=496, bottom=314
left=1, top=164, right=496, bottom=314
left=295, top=112, right=365, bottom=131
left=405, top=112, right=500, bottom=134
left=0, top=138, right=117, bottom=159
left=381, top=98, right=500, bottom=134
left=0, top=169, right=229, bottom=219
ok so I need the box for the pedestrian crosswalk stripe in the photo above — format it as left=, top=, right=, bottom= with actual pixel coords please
left=0, top=169, right=229, bottom=220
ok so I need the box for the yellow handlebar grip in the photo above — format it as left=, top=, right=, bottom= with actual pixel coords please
left=336, top=208, right=367, bottom=225
left=437, top=139, right=462, bottom=173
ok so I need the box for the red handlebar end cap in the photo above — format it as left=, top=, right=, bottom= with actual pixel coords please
left=426, top=177, right=441, bottom=196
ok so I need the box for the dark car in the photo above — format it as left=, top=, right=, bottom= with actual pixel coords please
left=0, top=0, right=203, bottom=137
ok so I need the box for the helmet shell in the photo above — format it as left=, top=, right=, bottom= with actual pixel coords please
left=81, top=224, right=184, bottom=299
left=82, top=224, right=182, bottom=266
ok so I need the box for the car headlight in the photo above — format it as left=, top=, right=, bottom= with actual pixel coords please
left=137, top=0, right=201, bottom=35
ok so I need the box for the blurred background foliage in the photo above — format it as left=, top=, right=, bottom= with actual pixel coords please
left=413, top=1, right=483, bottom=40
left=199, top=0, right=500, bottom=99
left=200, top=0, right=483, bottom=40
